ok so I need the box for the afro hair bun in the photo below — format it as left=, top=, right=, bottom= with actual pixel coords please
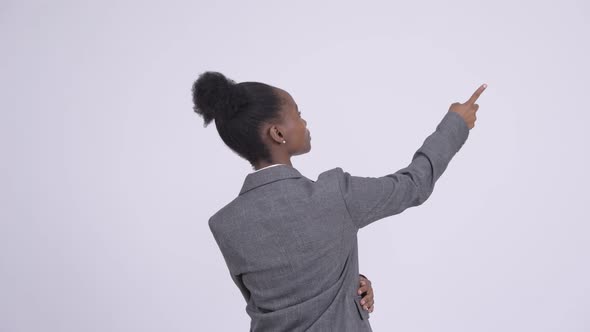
left=192, top=71, right=248, bottom=127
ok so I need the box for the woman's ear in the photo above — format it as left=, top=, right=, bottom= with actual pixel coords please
left=267, top=125, right=285, bottom=144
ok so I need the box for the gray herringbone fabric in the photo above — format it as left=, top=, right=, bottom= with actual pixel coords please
left=209, top=111, right=469, bottom=331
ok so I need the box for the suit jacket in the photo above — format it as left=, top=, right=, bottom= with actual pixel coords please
left=209, top=111, right=469, bottom=331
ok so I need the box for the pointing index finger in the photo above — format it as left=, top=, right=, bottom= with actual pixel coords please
left=465, top=83, right=488, bottom=105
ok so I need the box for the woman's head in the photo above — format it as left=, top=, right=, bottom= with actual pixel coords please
left=192, top=71, right=311, bottom=169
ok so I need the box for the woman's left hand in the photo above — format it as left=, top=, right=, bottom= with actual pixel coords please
left=358, top=274, right=374, bottom=313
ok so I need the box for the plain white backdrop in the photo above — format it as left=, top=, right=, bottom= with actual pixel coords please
left=1, top=0, right=589, bottom=331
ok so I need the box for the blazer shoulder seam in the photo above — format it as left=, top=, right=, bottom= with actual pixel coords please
left=333, top=167, right=358, bottom=230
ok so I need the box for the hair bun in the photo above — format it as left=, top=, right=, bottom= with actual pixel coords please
left=192, top=71, right=247, bottom=126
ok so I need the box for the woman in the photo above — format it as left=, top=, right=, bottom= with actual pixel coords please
left=192, top=71, right=486, bottom=331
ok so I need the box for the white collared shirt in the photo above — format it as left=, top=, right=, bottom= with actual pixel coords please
left=253, top=164, right=285, bottom=173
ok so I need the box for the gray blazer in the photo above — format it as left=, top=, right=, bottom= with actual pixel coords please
left=209, top=111, right=469, bottom=331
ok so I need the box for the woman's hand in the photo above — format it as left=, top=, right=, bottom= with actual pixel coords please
left=448, top=83, right=487, bottom=129
left=358, top=274, right=374, bottom=313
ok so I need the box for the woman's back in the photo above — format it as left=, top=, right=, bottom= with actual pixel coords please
left=209, top=165, right=372, bottom=331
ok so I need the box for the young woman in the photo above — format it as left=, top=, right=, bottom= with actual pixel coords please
left=192, top=71, right=486, bottom=331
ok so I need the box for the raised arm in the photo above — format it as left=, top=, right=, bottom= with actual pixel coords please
left=338, top=84, right=487, bottom=229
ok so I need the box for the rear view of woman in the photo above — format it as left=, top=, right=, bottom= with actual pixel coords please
left=192, top=71, right=486, bottom=331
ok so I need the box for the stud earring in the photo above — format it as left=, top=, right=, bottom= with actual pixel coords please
left=282, top=140, right=286, bottom=144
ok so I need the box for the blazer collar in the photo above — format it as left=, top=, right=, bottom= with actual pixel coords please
left=239, top=164, right=304, bottom=195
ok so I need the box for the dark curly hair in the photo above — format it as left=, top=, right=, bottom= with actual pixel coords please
left=192, top=71, right=283, bottom=167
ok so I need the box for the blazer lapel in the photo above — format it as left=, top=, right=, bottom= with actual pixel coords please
left=239, top=165, right=304, bottom=195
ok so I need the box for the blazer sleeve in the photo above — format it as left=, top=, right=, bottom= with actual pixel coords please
left=230, top=272, right=251, bottom=303
left=209, top=220, right=252, bottom=303
left=337, top=111, right=470, bottom=229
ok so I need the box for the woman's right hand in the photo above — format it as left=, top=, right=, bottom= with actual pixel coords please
left=448, top=83, right=487, bottom=129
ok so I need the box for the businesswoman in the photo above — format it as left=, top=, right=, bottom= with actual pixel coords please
left=192, top=71, right=486, bottom=331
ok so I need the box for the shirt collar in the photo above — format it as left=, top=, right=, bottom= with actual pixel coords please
left=239, top=164, right=303, bottom=195
left=252, top=163, right=284, bottom=173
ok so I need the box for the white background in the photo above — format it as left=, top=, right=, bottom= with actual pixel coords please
left=1, top=0, right=589, bottom=331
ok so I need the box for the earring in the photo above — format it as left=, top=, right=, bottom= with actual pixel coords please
left=282, top=140, right=286, bottom=144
